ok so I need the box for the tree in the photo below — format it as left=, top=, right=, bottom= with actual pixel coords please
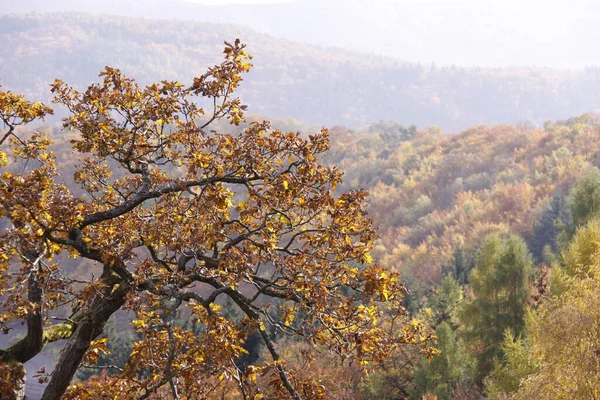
left=444, top=246, right=475, bottom=286
left=424, top=275, right=463, bottom=328
left=0, top=40, right=432, bottom=399
left=512, top=220, right=600, bottom=399
left=569, top=166, right=600, bottom=228
left=529, top=192, right=570, bottom=263
left=411, top=322, right=476, bottom=400
left=483, top=329, right=538, bottom=399
left=460, top=234, right=533, bottom=380
left=560, top=217, right=600, bottom=277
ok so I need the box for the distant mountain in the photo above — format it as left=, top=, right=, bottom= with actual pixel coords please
left=2, top=13, right=600, bottom=130
left=3, top=0, right=600, bottom=69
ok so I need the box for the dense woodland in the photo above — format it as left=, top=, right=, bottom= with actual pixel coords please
left=322, top=114, right=600, bottom=397
left=6, top=103, right=600, bottom=398
left=122, top=115, right=600, bottom=398
left=2, top=11, right=600, bottom=400
left=3, top=13, right=600, bottom=131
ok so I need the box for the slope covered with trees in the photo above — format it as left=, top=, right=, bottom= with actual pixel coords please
left=3, top=13, right=600, bottom=131
left=3, top=14, right=600, bottom=398
left=0, top=41, right=436, bottom=399
left=327, top=115, right=600, bottom=303
left=5, top=100, right=600, bottom=399
left=315, top=115, right=600, bottom=398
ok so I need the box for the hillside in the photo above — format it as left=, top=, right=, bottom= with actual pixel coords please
left=3, top=0, right=600, bottom=69
left=327, top=114, right=600, bottom=303
left=4, top=75, right=600, bottom=396
left=8, top=111, right=600, bottom=398
left=18, top=112, right=600, bottom=303
left=3, top=13, right=600, bottom=131
left=4, top=8, right=600, bottom=399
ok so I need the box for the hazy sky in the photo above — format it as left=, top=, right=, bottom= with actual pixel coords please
left=187, top=0, right=291, bottom=3
left=182, top=0, right=600, bottom=68
left=3, top=0, right=599, bottom=68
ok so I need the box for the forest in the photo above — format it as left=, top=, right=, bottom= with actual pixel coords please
left=2, top=8, right=600, bottom=400
left=3, top=13, right=600, bottom=131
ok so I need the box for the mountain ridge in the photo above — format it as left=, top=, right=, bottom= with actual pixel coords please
left=2, top=12, right=600, bottom=131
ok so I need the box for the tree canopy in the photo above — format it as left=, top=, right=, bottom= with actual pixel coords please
left=460, top=234, right=533, bottom=379
left=4, top=13, right=600, bottom=131
left=511, top=219, right=600, bottom=399
left=0, top=40, right=432, bottom=399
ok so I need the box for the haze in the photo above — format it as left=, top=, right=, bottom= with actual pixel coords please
left=2, top=0, right=598, bottom=68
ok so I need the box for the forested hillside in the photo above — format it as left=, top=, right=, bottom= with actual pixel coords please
left=4, top=0, right=600, bottom=69
left=327, top=115, right=600, bottom=302
left=13, top=110, right=600, bottom=399
left=3, top=13, right=600, bottom=131
left=315, top=114, right=600, bottom=397
left=3, top=15, right=600, bottom=398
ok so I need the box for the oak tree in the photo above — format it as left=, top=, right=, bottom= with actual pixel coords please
left=0, top=40, right=431, bottom=399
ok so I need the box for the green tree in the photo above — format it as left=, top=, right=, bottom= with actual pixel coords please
left=569, top=167, right=600, bottom=228
left=426, top=275, right=463, bottom=328
left=411, top=322, right=476, bottom=400
left=444, top=246, right=476, bottom=285
left=460, top=234, right=534, bottom=379
left=530, top=192, right=570, bottom=263
left=551, top=217, right=600, bottom=297
left=484, top=328, right=538, bottom=399
left=513, top=221, right=600, bottom=399
left=561, top=217, right=600, bottom=277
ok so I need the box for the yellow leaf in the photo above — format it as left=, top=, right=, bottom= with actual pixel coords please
left=283, top=180, right=288, bottom=190
left=131, top=319, right=145, bottom=328
left=248, top=371, right=257, bottom=383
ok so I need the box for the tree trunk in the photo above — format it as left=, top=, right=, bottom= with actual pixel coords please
left=40, top=278, right=129, bottom=400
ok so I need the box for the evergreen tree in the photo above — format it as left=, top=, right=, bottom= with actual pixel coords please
left=427, top=275, right=463, bottom=328
left=529, top=192, right=570, bottom=263
left=460, top=234, right=534, bottom=380
left=569, top=166, right=600, bottom=228
left=411, top=322, right=476, bottom=400
left=560, top=217, right=600, bottom=277
left=444, top=245, right=476, bottom=285
left=484, top=329, right=538, bottom=399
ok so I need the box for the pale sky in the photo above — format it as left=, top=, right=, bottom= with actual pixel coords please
left=3, top=0, right=599, bottom=68
left=186, top=0, right=291, bottom=4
